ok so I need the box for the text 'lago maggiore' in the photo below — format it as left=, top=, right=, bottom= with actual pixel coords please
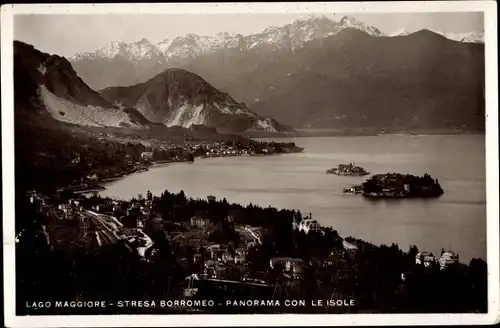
left=26, top=299, right=356, bottom=309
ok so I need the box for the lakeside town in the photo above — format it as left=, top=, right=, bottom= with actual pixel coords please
left=61, top=140, right=304, bottom=194
left=17, top=184, right=486, bottom=314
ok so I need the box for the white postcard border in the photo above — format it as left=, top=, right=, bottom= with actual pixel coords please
left=2, top=2, right=498, bottom=327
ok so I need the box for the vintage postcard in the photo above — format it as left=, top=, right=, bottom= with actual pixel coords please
left=2, top=1, right=499, bottom=327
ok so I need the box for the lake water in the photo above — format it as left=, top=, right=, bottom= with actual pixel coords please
left=100, top=135, right=486, bottom=263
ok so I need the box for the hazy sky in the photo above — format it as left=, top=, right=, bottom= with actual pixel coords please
left=14, top=12, right=484, bottom=57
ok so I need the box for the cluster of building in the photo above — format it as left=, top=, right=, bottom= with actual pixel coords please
left=193, top=143, right=269, bottom=158
left=27, top=190, right=84, bottom=220
left=139, top=141, right=269, bottom=163
left=165, top=214, right=262, bottom=280
left=156, top=209, right=352, bottom=290
left=89, top=197, right=154, bottom=231
left=269, top=257, right=308, bottom=279
left=200, top=244, right=249, bottom=278
left=326, top=163, right=369, bottom=176
left=25, top=189, right=156, bottom=256
left=26, top=186, right=464, bottom=309
left=293, top=218, right=322, bottom=234
left=182, top=140, right=285, bottom=158
left=415, top=251, right=460, bottom=270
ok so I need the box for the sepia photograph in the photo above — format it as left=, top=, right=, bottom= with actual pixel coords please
left=2, top=1, right=499, bottom=327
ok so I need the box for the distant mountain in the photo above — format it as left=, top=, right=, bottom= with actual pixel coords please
left=438, top=31, right=484, bottom=44
left=14, top=40, right=152, bottom=128
left=70, top=37, right=168, bottom=94
left=338, top=16, right=384, bottom=37
left=158, top=32, right=244, bottom=59
left=389, top=28, right=411, bottom=37
left=99, top=68, right=293, bottom=134
left=69, top=15, right=386, bottom=90
left=71, top=38, right=166, bottom=61
left=389, top=29, right=484, bottom=44
left=178, top=28, right=484, bottom=130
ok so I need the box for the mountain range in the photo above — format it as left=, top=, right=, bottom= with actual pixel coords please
left=68, top=15, right=485, bottom=131
left=14, top=41, right=289, bottom=134
left=70, top=15, right=484, bottom=91
left=68, top=16, right=388, bottom=90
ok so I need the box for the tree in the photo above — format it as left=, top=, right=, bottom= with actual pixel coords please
left=408, top=245, right=419, bottom=260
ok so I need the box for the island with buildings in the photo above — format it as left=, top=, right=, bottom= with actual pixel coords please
left=343, top=173, right=444, bottom=198
left=326, top=163, right=370, bottom=176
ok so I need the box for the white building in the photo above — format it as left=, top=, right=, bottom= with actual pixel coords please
left=190, top=216, right=209, bottom=228
left=270, top=257, right=305, bottom=272
left=296, top=219, right=322, bottom=234
left=58, top=203, right=71, bottom=213
left=439, top=251, right=459, bottom=269
left=86, top=173, right=98, bottom=181
left=222, top=252, right=233, bottom=263
left=342, top=240, right=359, bottom=258
left=416, top=252, right=435, bottom=267
left=234, top=255, right=245, bottom=264
left=140, top=152, right=154, bottom=161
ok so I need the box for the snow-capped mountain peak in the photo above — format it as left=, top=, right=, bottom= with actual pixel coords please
left=71, top=38, right=164, bottom=61
left=127, top=38, right=164, bottom=60
left=158, top=32, right=243, bottom=59
left=339, top=16, right=384, bottom=36
left=214, top=31, right=240, bottom=39
left=70, top=15, right=386, bottom=62
left=247, top=15, right=343, bottom=50
left=459, top=31, right=484, bottom=43
left=136, top=37, right=151, bottom=45
left=436, top=30, right=484, bottom=43
left=388, top=28, right=483, bottom=43
left=389, top=28, right=411, bottom=37
left=157, top=38, right=173, bottom=53
left=71, top=15, right=484, bottom=64
left=166, top=34, right=213, bottom=58
left=70, top=41, right=126, bottom=60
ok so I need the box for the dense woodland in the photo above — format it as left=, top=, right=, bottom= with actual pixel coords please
left=16, top=189, right=487, bottom=314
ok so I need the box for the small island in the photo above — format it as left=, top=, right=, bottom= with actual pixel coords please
left=346, top=173, right=444, bottom=198
left=326, top=163, right=370, bottom=176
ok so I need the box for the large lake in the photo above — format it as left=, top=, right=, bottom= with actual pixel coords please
left=100, top=135, right=486, bottom=263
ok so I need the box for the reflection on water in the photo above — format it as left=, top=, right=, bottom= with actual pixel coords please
left=100, top=135, right=486, bottom=263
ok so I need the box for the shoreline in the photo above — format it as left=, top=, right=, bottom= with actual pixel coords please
left=151, top=159, right=193, bottom=167
left=247, top=130, right=485, bottom=139
left=72, top=188, right=106, bottom=194
left=89, top=188, right=480, bottom=267
left=92, top=150, right=303, bottom=192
